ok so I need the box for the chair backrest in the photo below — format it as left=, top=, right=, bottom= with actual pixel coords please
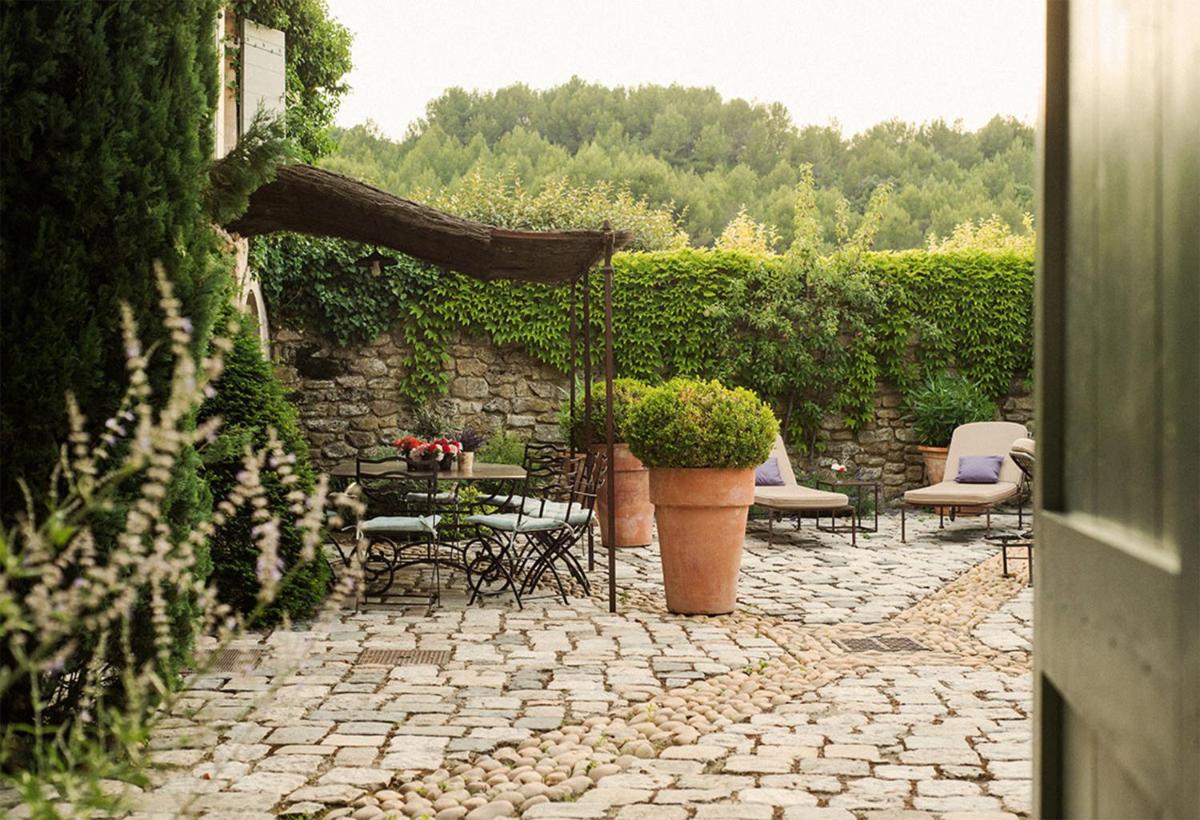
left=354, top=456, right=438, bottom=516
left=768, top=435, right=799, bottom=487
left=1010, top=437, right=1035, bottom=481
left=945, top=421, right=1029, bottom=485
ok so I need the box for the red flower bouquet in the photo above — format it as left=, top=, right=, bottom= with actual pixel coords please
left=393, top=435, right=461, bottom=471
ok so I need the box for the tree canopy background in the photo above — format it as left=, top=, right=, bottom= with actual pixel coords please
left=321, top=78, right=1035, bottom=250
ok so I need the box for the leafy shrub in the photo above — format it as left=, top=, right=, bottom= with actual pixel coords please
left=626, top=379, right=778, bottom=469
left=199, top=306, right=331, bottom=623
left=475, top=428, right=526, bottom=466
left=905, top=373, right=999, bottom=446
left=558, top=378, right=654, bottom=446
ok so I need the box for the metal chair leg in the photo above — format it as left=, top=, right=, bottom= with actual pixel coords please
left=901, top=505, right=906, bottom=542
left=767, top=510, right=775, bottom=546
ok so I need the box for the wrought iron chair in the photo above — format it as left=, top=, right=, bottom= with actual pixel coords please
left=512, top=449, right=605, bottom=604
left=463, top=445, right=587, bottom=607
left=353, top=456, right=442, bottom=602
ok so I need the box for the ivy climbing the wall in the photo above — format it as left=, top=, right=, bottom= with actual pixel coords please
left=251, top=235, right=1033, bottom=445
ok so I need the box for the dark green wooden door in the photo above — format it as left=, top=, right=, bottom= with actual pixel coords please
left=1035, top=0, right=1199, bottom=817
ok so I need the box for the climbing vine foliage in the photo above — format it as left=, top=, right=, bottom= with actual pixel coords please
left=253, top=236, right=1032, bottom=443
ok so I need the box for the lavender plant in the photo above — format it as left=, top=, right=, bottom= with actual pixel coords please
left=0, top=266, right=360, bottom=816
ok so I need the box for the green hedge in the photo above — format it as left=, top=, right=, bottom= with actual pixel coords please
left=199, top=307, right=331, bottom=623
left=253, top=237, right=1033, bottom=444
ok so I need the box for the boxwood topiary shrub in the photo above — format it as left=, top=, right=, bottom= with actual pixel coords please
left=199, top=308, right=331, bottom=623
left=558, top=377, right=655, bottom=447
left=905, top=373, right=999, bottom=447
left=625, top=378, right=778, bottom=469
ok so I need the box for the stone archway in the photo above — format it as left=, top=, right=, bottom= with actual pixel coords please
left=229, top=236, right=271, bottom=351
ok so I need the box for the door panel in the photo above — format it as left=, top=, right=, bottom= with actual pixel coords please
left=1035, top=0, right=1199, bottom=817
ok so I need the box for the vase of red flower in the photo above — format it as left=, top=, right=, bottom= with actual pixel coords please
left=392, top=435, right=461, bottom=472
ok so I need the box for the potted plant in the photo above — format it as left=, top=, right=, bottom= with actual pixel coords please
left=905, top=373, right=999, bottom=484
left=560, top=378, right=655, bottom=548
left=454, top=427, right=488, bottom=473
left=625, top=378, right=777, bottom=614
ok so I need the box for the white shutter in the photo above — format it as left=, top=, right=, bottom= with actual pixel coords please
left=240, top=19, right=286, bottom=133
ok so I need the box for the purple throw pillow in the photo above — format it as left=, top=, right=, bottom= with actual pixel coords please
left=956, top=455, right=1004, bottom=484
left=755, top=457, right=785, bottom=486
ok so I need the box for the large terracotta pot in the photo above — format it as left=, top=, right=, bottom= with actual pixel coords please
left=594, top=443, right=654, bottom=548
left=648, top=467, right=755, bottom=615
left=917, top=445, right=949, bottom=484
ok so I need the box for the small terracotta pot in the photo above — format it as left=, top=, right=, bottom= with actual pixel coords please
left=458, top=451, right=475, bottom=472
left=648, top=467, right=755, bottom=615
left=917, top=445, right=949, bottom=484
left=594, top=443, right=654, bottom=548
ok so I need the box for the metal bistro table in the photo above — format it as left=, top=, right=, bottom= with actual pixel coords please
left=331, top=458, right=527, bottom=484
left=328, top=458, right=527, bottom=600
left=815, top=476, right=881, bottom=535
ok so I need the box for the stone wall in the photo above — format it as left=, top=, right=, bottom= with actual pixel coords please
left=271, top=322, right=1032, bottom=500
left=272, top=325, right=568, bottom=467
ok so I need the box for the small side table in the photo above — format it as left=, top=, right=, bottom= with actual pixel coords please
left=815, top=477, right=880, bottom=534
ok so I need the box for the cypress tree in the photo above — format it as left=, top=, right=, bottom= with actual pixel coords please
left=0, top=0, right=225, bottom=516
left=0, top=0, right=227, bottom=710
left=199, top=304, right=332, bottom=623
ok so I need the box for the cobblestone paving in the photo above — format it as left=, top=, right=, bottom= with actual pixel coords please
left=118, top=510, right=1031, bottom=820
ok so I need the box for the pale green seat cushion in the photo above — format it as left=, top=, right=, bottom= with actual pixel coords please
left=521, top=499, right=592, bottom=527
left=405, top=491, right=456, bottom=505
left=359, top=514, right=441, bottom=535
left=466, top=513, right=565, bottom=533
left=478, top=493, right=526, bottom=508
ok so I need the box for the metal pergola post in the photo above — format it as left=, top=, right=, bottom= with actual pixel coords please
left=568, top=279, right=577, bottom=455
left=583, top=264, right=595, bottom=572
left=602, top=225, right=617, bottom=613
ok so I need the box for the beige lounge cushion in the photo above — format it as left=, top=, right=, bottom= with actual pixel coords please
left=944, top=421, right=1029, bottom=485
left=904, top=480, right=1018, bottom=506
left=1010, top=437, right=1035, bottom=457
left=755, top=484, right=850, bottom=510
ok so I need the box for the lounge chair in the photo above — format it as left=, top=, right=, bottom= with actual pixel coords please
left=901, top=421, right=1028, bottom=542
left=753, top=435, right=856, bottom=545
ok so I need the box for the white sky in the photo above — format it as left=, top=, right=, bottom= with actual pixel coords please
left=327, top=0, right=1044, bottom=140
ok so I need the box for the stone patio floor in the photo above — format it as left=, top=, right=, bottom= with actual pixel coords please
left=126, top=509, right=1033, bottom=820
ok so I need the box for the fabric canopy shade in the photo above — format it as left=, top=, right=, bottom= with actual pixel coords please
left=225, top=164, right=632, bottom=284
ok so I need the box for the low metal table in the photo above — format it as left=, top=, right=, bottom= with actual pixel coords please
left=815, top=476, right=881, bottom=535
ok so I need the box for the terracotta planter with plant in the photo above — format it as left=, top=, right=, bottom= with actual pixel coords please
left=906, top=373, right=1000, bottom=499
left=560, top=378, right=655, bottom=548
left=626, top=378, right=777, bottom=615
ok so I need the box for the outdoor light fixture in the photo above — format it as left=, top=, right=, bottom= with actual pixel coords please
left=354, top=249, right=394, bottom=277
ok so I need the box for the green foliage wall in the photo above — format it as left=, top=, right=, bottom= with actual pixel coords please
left=254, top=238, right=1033, bottom=445
left=199, top=307, right=331, bottom=622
